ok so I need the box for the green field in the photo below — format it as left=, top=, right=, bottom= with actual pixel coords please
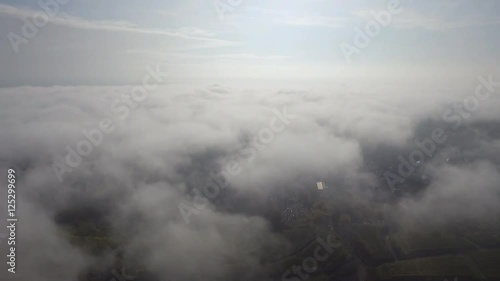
left=465, top=232, right=500, bottom=248
left=352, top=224, right=392, bottom=260
left=469, top=250, right=500, bottom=279
left=376, top=256, right=477, bottom=280
left=68, top=235, right=118, bottom=255
left=392, top=232, right=474, bottom=257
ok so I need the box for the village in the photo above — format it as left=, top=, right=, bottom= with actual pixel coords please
left=266, top=181, right=500, bottom=281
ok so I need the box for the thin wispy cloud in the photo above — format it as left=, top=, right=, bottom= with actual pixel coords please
left=0, top=4, right=239, bottom=48
left=123, top=50, right=289, bottom=62
left=391, top=9, right=500, bottom=30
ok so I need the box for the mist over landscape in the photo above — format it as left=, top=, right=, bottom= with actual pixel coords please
left=0, top=1, right=500, bottom=281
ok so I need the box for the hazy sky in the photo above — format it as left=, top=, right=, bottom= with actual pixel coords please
left=1, top=0, right=499, bottom=86
left=1, top=2, right=500, bottom=281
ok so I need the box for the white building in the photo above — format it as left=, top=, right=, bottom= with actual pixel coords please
left=316, top=182, right=326, bottom=190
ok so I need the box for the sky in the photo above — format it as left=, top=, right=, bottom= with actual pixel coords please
left=0, top=0, right=500, bottom=86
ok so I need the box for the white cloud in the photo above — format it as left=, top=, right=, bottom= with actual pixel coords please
left=1, top=78, right=500, bottom=279
left=0, top=3, right=239, bottom=48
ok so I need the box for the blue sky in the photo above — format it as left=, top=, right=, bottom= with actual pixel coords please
left=0, top=0, right=499, bottom=86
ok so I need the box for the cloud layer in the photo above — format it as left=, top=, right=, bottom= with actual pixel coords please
left=1, top=78, right=500, bottom=280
